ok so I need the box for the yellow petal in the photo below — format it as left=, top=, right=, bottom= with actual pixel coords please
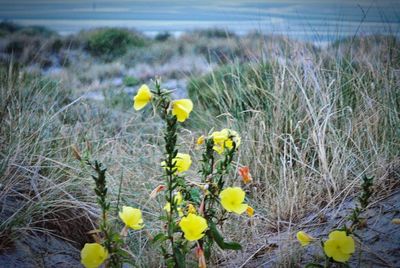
left=246, top=206, right=255, bottom=217
left=174, top=153, right=192, bottom=173
left=133, top=84, right=152, bottom=110
left=296, top=231, right=313, bottom=246
left=219, top=187, right=247, bottom=215
left=119, top=206, right=144, bottom=230
left=163, top=202, right=171, bottom=212
left=323, top=231, right=354, bottom=263
left=188, top=204, right=197, bottom=214
left=196, top=135, right=205, bottom=146
left=174, top=191, right=183, bottom=205
left=179, top=213, right=208, bottom=241
left=81, top=243, right=108, bottom=268
left=172, top=99, right=193, bottom=122
left=161, top=153, right=192, bottom=174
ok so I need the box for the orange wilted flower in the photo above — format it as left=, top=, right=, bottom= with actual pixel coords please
left=150, top=185, right=166, bottom=198
left=238, top=166, right=252, bottom=184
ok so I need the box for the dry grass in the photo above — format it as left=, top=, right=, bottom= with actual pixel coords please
left=187, top=35, right=399, bottom=266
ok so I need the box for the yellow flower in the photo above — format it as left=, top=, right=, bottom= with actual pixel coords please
left=118, top=206, right=144, bottom=230
left=80, top=243, right=108, bottom=268
left=225, top=129, right=241, bottom=149
left=219, top=187, right=248, bottom=214
left=133, top=84, right=152, bottom=110
left=171, top=99, right=193, bottom=122
left=211, top=129, right=229, bottom=154
left=179, top=213, right=208, bottom=241
left=162, top=153, right=192, bottom=174
left=324, top=231, right=355, bottom=263
left=211, top=129, right=241, bottom=154
left=296, top=231, right=314, bottom=246
left=246, top=206, right=255, bottom=217
left=164, top=202, right=184, bottom=217
left=187, top=204, right=197, bottom=214
left=196, top=135, right=205, bottom=146
left=175, top=192, right=184, bottom=205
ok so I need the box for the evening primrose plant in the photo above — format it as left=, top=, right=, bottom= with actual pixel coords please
left=295, top=176, right=374, bottom=267
left=79, top=159, right=144, bottom=268
left=133, top=79, right=253, bottom=267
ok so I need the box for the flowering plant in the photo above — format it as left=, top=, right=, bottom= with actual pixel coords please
left=134, top=79, right=254, bottom=267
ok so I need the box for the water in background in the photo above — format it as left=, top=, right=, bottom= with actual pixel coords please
left=0, top=0, right=399, bottom=42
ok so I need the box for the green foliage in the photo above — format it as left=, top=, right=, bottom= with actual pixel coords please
left=155, top=31, right=172, bottom=42
left=0, top=21, right=22, bottom=33
left=191, top=28, right=237, bottom=39
left=0, top=21, right=57, bottom=37
left=123, top=76, right=139, bottom=87
left=86, top=160, right=124, bottom=267
left=188, top=63, right=274, bottom=119
left=103, top=89, right=132, bottom=110
left=85, top=28, right=146, bottom=61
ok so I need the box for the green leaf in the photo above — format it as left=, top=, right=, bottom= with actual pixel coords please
left=189, top=188, right=201, bottom=203
left=220, top=241, right=242, bottom=250
left=166, top=258, right=175, bottom=268
left=152, top=233, right=168, bottom=244
left=209, top=221, right=242, bottom=250
left=305, top=263, right=324, bottom=268
left=173, top=246, right=186, bottom=268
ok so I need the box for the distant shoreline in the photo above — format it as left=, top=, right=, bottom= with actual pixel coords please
left=3, top=19, right=399, bottom=47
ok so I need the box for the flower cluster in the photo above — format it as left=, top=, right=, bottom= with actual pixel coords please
left=132, top=81, right=254, bottom=267
left=133, top=83, right=193, bottom=123
left=211, top=128, right=241, bottom=154
left=81, top=80, right=255, bottom=268
left=296, top=230, right=355, bottom=263
left=80, top=205, right=144, bottom=268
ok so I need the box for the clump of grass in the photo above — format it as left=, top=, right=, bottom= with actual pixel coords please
left=83, top=28, right=147, bottom=61
left=187, top=35, right=399, bottom=265
left=0, top=65, right=96, bottom=248
left=123, top=76, right=139, bottom=87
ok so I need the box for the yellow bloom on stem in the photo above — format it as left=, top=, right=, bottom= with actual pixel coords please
left=161, top=153, right=192, bottom=174
left=164, top=202, right=184, bottom=217
left=179, top=213, right=208, bottom=241
left=246, top=206, right=255, bottom=217
left=211, top=129, right=229, bottom=154
left=196, top=135, right=205, bottom=146
left=323, top=230, right=355, bottom=263
left=119, top=206, right=144, bottom=230
left=219, top=187, right=248, bottom=214
left=171, top=99, right=193, bottom=122
left=187, top=203, right=197, bottom=214
left=81, top=243, right=108, bottom=268
left=224, top=129, right=241, bottom=149
left=173, top=153, right=192, bottom=174
left=296, top=231, right=314, bottom=246
left=211, top=129, right=241, bottom=154
left=133, top=84, right=152, bottom=110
